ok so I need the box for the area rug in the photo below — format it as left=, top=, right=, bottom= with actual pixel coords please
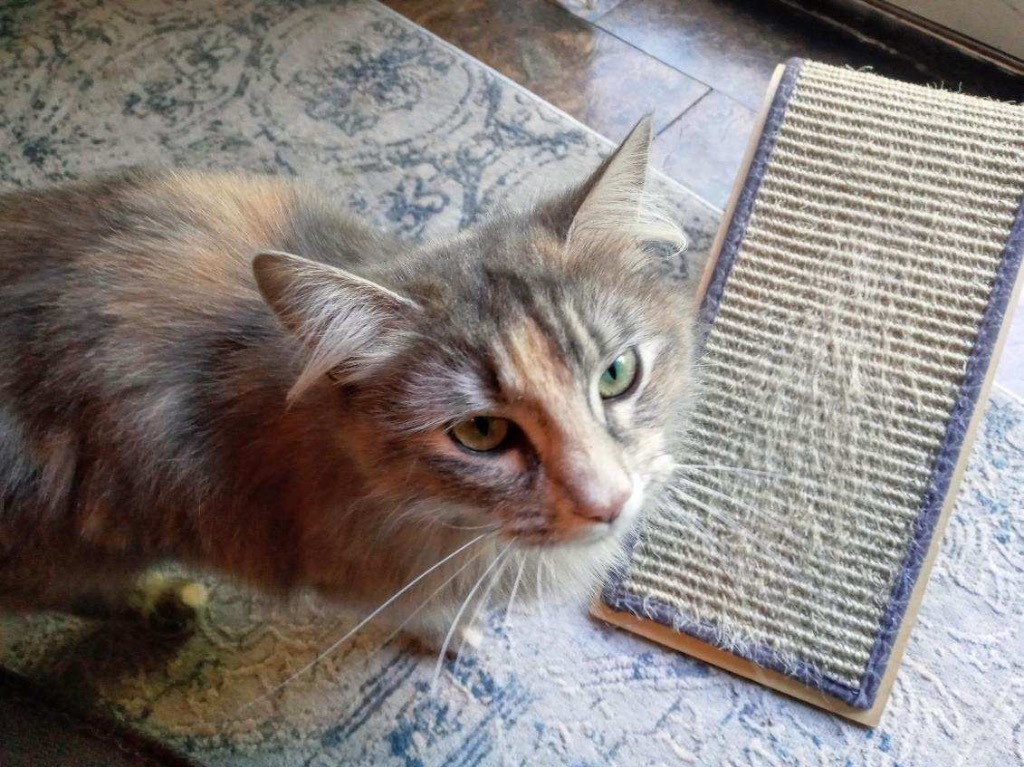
left=0, top=2, right=1021, bottom=766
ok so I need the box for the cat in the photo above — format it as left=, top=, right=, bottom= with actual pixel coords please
left=0, top=118, right=695, bottom=648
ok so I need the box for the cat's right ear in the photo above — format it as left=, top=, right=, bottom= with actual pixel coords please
left=253, top=250, right=420, bottom=399
left=542, top=116, right=653, bottom=247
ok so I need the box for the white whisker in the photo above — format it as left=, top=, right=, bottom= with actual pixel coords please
left=671, top=474, right=765, bottom=524
left=430, top=542, right=513, bottom=692
left=647, top=496, right=727, bottom=555
left=372, top=546, right=493, bottom=656
left=503, top=553, right=526, bottom=631
left=676, top=462, right=782, bottom=479
left=233, top=532, right=493, bottom=715
left=676, top=460, right=843, bottom=499
left=669, top=488, right=765, bottom=549
left=436, top=521, right=502, bottom=531
left=542, top=555, right=558, bottom=611
left=534, top=553, right=548, bottom=621
left=453, top=550, right=513, bottom=670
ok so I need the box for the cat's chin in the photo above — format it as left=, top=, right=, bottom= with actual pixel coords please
left=505, top=515, right=637, bottom=608
left=513, top=480, right=648, bottom=605
left=523, top=533, right=626, bottom=607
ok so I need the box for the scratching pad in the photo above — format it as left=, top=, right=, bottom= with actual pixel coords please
left=595, top=59, right=1024, bottom=725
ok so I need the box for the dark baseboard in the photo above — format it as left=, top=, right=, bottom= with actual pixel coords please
left=0, top=666, right=201, bottom=767
left=774, top=0, right=1023, bottom=100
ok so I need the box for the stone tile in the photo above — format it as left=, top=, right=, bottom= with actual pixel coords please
left=597, top=0, right=930, bottom=111
left=650, top=90, right=756, bottom=209
left=382, top=0, right=709, bottom=139
left=547, top=0, right=630, bottom=22
left=996, top=296, right=1024, bottom=400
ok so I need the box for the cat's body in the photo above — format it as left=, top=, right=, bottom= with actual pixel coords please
left=0, top=122, right=695, bottom=643
left=0, top=169, right=381, bottom=609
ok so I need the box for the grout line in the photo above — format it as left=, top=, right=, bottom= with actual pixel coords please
left=393, top=0, right=716, bottom=132
left=581, top=9, right=778, bottom=112
left=372, top=0, right=723, bottom=215
left=552, top=1, right=720, bottom=94
left=994, top=382, right=1024, bottom=408
left=653, top=89, right=713, bottom=141
left=587, top=0, right=633, bottom=24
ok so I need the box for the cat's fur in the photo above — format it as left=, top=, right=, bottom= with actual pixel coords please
left=0, top=120, right=695, bottom=643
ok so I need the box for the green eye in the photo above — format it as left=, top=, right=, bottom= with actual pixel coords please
left=450, top=416, right=511, bottom=452
left=599, top=348, right=639, bottom=399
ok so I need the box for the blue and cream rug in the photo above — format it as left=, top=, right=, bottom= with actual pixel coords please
left=1, top=2, right=1021, bottom=765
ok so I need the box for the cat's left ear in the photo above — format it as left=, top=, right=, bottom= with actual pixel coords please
left=253, top=250, right=420, bottom=399
left=544, top=116, right=652, bottom=249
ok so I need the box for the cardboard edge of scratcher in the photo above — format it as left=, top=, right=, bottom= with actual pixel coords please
left=691, top=64, right=787, bottom=304
left=591, top=62, right=1024, bottom=728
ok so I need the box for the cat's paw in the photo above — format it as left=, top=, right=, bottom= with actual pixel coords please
left=402, top=624, right=481, bottom=659
left=131, top=573, right=208, bottom=637
left=458, top=624, right=484, bottom=653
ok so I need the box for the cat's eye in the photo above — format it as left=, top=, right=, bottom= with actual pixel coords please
left=599, top=348, right=639, bottom=400
left=450, top=416, right=511, bottom=452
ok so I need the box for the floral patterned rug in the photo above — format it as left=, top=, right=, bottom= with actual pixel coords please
left=1, top=2, right=1022, bottom=766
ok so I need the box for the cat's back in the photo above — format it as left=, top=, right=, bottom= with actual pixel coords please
left=0, top=170, right=383, bottom=527
left=2, top=169, right=323, bottom=301
left=0, top=167, right=397, bottom=413
left=0, top=168, right=397, bottom=355
left=0, top=169, right=297, bottom=401
left=0, top=167, right=384, bottom=296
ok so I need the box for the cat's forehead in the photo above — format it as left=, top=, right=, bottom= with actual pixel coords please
left=415, top=227, right=660, bottom=384
left=493, top=316, right=578, bottom=394
left=468, top=261, right=640, bottom=367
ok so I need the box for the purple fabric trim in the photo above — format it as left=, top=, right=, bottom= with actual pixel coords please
left=601, top=586, right=861, bottom=702
left=603, top=56, right=1024, bottom=710
left=698, top=59, right=805, bottom=337
left=852, top=181, right=1024, bottom=708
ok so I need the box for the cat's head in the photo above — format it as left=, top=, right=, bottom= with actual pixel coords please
left=255, top=119, right=695, bottom=592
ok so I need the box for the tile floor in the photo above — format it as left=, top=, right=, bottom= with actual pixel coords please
left=383, top=0, right=1024, bottom=398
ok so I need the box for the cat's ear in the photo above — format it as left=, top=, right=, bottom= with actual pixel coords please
left=253, top=250, right=420, bottom=398
left=546, top=116, right=653, bottom=247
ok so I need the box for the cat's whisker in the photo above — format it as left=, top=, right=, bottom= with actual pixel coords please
left=233, top=532, right=494, bottom=716
left=370, top=546, right=494, bottom=659
left=645, top=499, right=727, bottom=555
left=668, top=488, right=767, bottom=549
left=643, top=497, right=730, bottom=563
left=402, top=456, right=421, bottom=486
left=670, top=475, right=765, bottom=527
left=436, top=521, right=502, bottom=532
left=452, top=549, right=513, bottom=670
left=542, top=555, right=558, bottom=612
left=376, top=494, right=416, bottom=536
left=673, top=459, right=849, bottom=504
left=430, top=542, right=513, bottom=693
left=503, top=553, right=527, bottom=631
left=675, top=462, right=784, bottom=480
left=533, top=553, right=548, bottom=622
left=673, top=474, right=836, bottom=556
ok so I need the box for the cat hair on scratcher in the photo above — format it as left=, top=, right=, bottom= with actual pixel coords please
left=603, top=59, right=1024, bottom=713
left=0, top=117, right=696, bottom=649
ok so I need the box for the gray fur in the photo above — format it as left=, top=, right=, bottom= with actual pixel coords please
left=0, top=122, right=696, bottom=641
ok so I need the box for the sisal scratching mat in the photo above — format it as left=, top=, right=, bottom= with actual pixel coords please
left=594, top=59, right=1024, bottom=725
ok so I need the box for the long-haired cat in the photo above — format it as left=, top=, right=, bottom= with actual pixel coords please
left=0, top=119, right=695, bottom=648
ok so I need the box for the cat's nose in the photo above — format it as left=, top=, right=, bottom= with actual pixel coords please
left=576, top=479, right=632, bottom=524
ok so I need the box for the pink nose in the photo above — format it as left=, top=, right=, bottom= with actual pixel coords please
left=576, top=484, right=631, bottom=524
